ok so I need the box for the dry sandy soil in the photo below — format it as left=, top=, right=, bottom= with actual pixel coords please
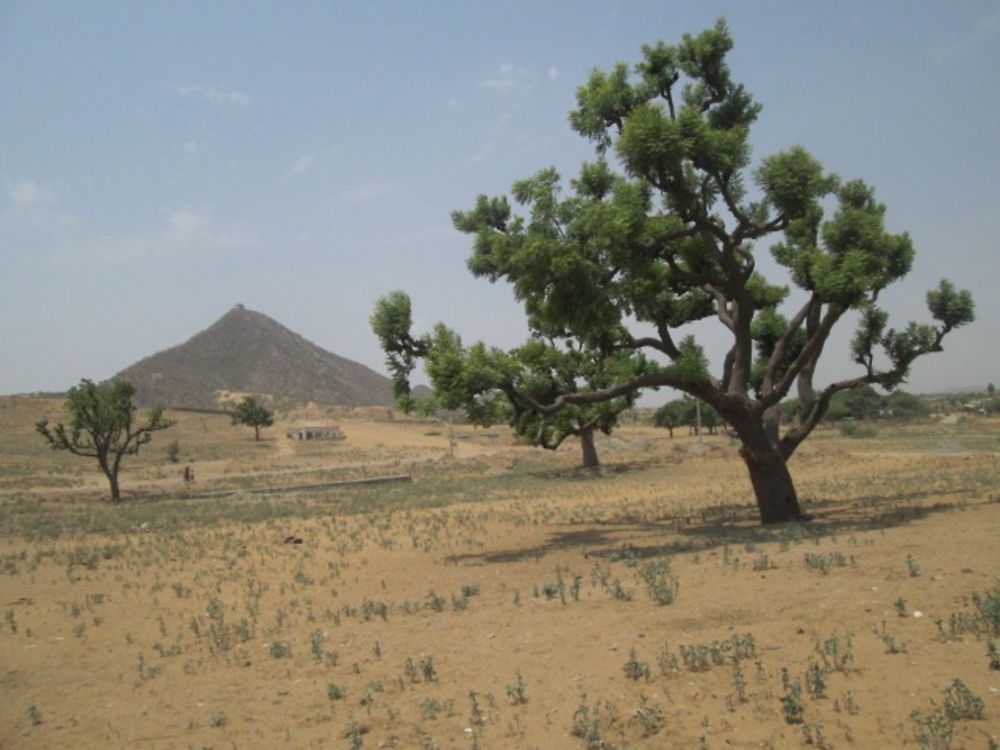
left=1, top=396, right=998, bottom=749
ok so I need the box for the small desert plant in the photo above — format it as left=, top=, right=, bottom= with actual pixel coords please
left=815, top=632, right=854, bottom=673
left=419, top=697, right=442, bottom=719
left=210, top=711, right=226, bottom=728
left=657, top=643, right=679, bottom=676
left=805, top=660, right=826, bottom=699
left=804, top=552, right=848, bottom=575
left=638, top=558, right=679, bottom=605
left=571, top=694, right=605, bottom=749
left=973, top=580, right=1000, bottom=634
left=988, top=639, right=1000, bottom=670
left=894, top=596, right=908, bottom=617
left=943, top=678, right=984, bottom=720
left=309, top=630, right=325, bottom=662
left=420, top=655, right=437, bottom=682
left=326, top=683, right=345, bottom=701
left=269, top=641, right=291, bottom=659
left=164, top=440, right=181, bottom=463
left=801, top=723, right=832, bottom=749
left=834, top=690, right=860, bottom=715
left=506, top=672, right=528, bottom=705
left=780, top=668, right=805, bottom=725
left=623, top=647, right=650, bottom=681
left=345, top=721, right=364, bottom=750
left=27, top=705, right=42, bottom=726
left=730, top=660, right=748, bottom=704
left=910, top=709, right=954, bottom=750
left=467, top=691, right=485, bottom=726
left=633, top=693, right=665, bottom=736
left=875, top=620, right=907, bottom=654
left=906, top=554, right=922, bottom=577
left=425, top=591, right=445, bottom=612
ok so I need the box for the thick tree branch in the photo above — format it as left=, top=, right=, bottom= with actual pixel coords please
left=761, top=294, right=817, bottom=394
left=761, top=303, right=846, bottom=409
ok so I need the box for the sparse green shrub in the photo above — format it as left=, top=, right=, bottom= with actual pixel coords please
left=425, top=591, right=445, bottom=612
left=943, top=678, right=984, bottom=720
left=973, top=579, right=1000, bottom=634
left=988, top=639, right=1000, bottom=670
left=839, top=423, right=877, bottom=438
left=623, top=647, right=650, bottom=681
left=269, top=641, right=291, bottom=659
left=815, top=632, right=854, bottom=673
left=875, top=620, right=907, bottom=654
left=910, top=709, right=953, bottom=750
left=633, top=693, right=664, bottom=736
left=804, top=552, right=848, bottom=574
left=571, top=694, right=605, bottom=749
left=420, top=655, right=437, bottom=682
left=638, top=558, right=679, bottom=605
left=506, top=672, right=528, bottom=705
left=165, top=440, right=181, bottom=463
left=467, top=691, right=485, bottom=726
left=327, top=683, right=345, bottom=701
left=805, top=661, right=826, bottom=698
left=780, top=668, right=804, bottom=725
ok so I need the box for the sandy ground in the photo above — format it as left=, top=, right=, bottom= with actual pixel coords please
left=1, top=398, right=998, bottom=748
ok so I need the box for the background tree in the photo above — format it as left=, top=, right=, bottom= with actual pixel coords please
left=36, top=379, right=174, bottom=502
left=884, top=390, right=930, bottom=420
left=653, top=399, right=687, bottom=437
left=824, top=385, right=884, bottom=421
left=434, top=19, right=973, bottom=523
left=372, top=292, right=646, bottom=468
left=231, top=396, right=274, bottom=441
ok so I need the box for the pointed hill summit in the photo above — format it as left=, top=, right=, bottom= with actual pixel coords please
left=114, top=304, right=395, bottom=409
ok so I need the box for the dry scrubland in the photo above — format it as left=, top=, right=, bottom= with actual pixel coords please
left=1, top=396, right=999, bottom=749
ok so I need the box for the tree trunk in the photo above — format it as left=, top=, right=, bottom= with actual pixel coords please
left=108, top=472, right=121, bottom=502
left=254, top=425, right=260, bottom=441
left=580, top=427, right=599, bottom=468
left=739, top=434, right=803, bottom=524
left=98, top=453, right=121, bottom=502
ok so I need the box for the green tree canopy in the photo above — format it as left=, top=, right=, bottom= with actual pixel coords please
left=372, top=293, right=645, bottom=467
left=231, top=396, right=274, bottom=441
left=381, top=19, right=974, bottom=523
left=36, top=379, right=174, bottom=501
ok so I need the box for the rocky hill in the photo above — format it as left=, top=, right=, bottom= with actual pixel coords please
left=114, top=304, right=396, bottom=409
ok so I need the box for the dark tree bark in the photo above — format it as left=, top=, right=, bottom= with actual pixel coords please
left=740, top=439, right=802, bottom=524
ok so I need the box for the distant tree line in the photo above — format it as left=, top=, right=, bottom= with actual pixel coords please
left=653, top=386, right=955, bottom=437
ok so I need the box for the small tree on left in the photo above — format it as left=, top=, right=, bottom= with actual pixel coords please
left=231, top=396, right=274, bottom=441
left=36, top=379, right=174, bottom=502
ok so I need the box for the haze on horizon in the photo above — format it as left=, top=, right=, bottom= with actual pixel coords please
left=2, top=1, right=998, bottom=401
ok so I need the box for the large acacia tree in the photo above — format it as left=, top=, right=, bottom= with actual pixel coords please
left=36, top=379, right=174, bottom=502
left=405, top=20, right=974, bottom=524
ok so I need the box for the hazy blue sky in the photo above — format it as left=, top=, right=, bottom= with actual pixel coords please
left=2, top=1, right=998, bottom=400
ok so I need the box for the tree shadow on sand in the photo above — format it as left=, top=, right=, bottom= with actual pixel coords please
left=444, top=492, right=987, bottom=566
